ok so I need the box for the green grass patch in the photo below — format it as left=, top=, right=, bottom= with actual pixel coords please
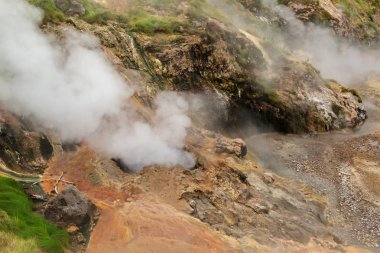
left=80, top=0, right=128, bottom=24
left=126, top=9, right=189, bottom=34
left=27, top=0, right=121, bottom=24
left=27, top=0, right=67, bottom=23
left=0, top=177, right=68, bottom=253
left=0, top=230, right=40, bottom=253
left=255, top=79, right=282, bottom=105
left=27, top=0, right=188, bottom=34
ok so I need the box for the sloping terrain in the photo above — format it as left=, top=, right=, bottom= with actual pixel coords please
left=0, top=0, right=379, bottom=253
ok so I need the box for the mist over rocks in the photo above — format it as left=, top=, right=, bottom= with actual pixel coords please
left=141, top=2, right=367, bottom=133
left=0, top=0, right=195, bottom=171
left=0, top=0, right=380, bottom=252
left=261, top=0, right=380, bottom=85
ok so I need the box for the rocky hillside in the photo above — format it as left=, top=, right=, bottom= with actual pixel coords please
left=280, top=0, right=380, bottom=42
left=0, top=0, right=379, bottom=252
left=32, top=0, right=368, bottom=134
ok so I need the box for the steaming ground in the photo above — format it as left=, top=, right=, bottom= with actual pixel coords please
left=244, top=103, right=380, bottom=248
left=262, top=0, right=380, bottom=85
left=0, top=0, right=194, bottom=170
left=207, top=0, right=380, bottom=85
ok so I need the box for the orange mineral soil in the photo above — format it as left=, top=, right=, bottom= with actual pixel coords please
left=42, top=145, right=239, bottom=253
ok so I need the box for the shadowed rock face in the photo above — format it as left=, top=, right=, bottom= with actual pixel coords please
left=0, top=110, right=55, bottom=173
left=66, top=16, right=366, bottom=134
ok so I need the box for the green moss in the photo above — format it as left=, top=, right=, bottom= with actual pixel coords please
left=325, top=80, right=363, bottom=103
left=341, top=86, right=363, bottom=102
left=27, top=0, right=67, bottom=23
left=265, top=88, right=281, bottom=105
left=127, top=10, right=188, bottom=34
left=278, top=0, right=380, bottom=39
left=127, top=0, right=184, bottom=12
left=0, top=177, right=68, bottom=253
left=27, top=0, right=122, bottom=24
left=256, top=79, right=282, bottom=105
left=186, top=0, right=233, bottom=23
left=334, top=0, right=380, bottom=37
left=80, top=0, right=127, bottom=24
left=28, top=0, right=189, bottom=34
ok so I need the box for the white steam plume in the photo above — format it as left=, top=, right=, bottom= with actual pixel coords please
left=206, top=0, right=380, bottom=85
left=262, top=0, right=380, bottom=85
left=0, top=0, right=194, bottom=171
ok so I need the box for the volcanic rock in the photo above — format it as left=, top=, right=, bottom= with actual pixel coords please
left=215, top=137, right=248, bottom=158
left=44, top=185, right=96, bottom=227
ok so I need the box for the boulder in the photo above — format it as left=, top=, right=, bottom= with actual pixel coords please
left=55, top=0, right=86, bottom=16
left=44, top=185, right=96, bottom=227
left=215, top=137, right=247, bottom=158
left=263, top=172, right=275, bottom=184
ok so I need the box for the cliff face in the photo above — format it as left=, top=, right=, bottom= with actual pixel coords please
left=62, top=0, right=368, bottom=134
left=33, top=0, right=368, bottom=135
left=1, top=0, right=380, bottom=252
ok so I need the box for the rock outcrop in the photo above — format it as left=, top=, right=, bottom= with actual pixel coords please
left=145, top=19, right=366, bottom=133
left=55, top=0, right=86, bottom=16
left=44, top=185, right=97, bottom=227
left=0, top=110, right=55, bottom=173
left=215, top=137, right=247, bottom=157
left=277, top=0, right=380, bottom=42
left=67, top=16, right=367, bottom=134
left=44, top=185, right=98, bottom=251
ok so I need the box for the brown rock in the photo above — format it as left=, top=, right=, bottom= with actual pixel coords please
left=44, top=185, right=96, bottom=227
left=67, top=225, right=80, bottom=234
left=263, top=172, right=275, bottom=184
left=251, top=203, right=270, bottom=214
left=215, top=137, right=247, bottom=158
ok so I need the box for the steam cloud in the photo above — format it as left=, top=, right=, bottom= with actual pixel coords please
left=207, top=0, right=380, bottom=85
left=263, top=0, right=380, bottom=85
left=0, top=0, right=194, bottom=170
